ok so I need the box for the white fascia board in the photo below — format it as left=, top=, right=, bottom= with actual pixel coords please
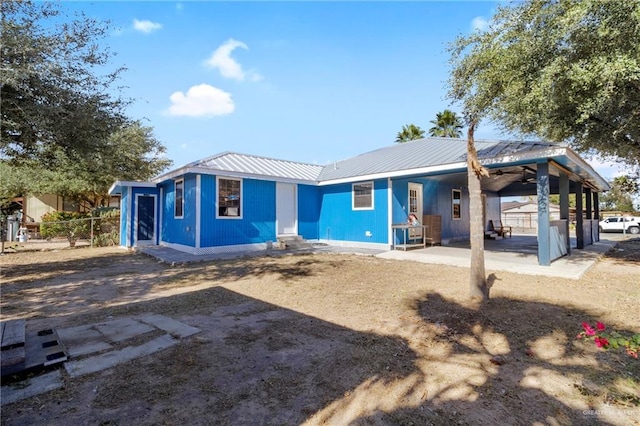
left=318, top=162, right=469, bottom=186
left=481, top=147, right=568, bottom=167
left=564, top=149, right=611, bottom=191
left=154, top=167, right=318, bottom=186
left=108, top=180, right=156, bottom=195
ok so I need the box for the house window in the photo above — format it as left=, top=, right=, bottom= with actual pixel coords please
left=174, top=179, right=184, bottom=218
left=218, top=177, right=241, bottom=218
left=452, top=189, right=461, bottom=219
left=353, top=181, right=373, bottom=210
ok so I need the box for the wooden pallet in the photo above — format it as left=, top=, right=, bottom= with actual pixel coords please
left=1, top=320, right=68, bottom=378
left=1, top=319, right=26, bottom=368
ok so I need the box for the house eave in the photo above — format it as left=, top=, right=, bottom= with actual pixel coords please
left=108, top=180, right=156, bottom=195
left=153, top=167, right=319, bottom=186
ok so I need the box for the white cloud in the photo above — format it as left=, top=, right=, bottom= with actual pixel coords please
left=204, top=38, right=262, bottom=82
left=471, top=16, right=489, bottom=32
left=166, top=84, right=235, bottom=117
left=133, top=19, right=163, bottom=34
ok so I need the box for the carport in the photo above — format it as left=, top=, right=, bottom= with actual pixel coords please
left=423, top=143, right=610, bottom=266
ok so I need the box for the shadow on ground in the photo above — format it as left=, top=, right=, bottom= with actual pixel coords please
left=2, top=247, right=638, bottom=425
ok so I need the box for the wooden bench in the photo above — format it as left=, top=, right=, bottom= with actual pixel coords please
left=489, top=220, right=512, bottom=238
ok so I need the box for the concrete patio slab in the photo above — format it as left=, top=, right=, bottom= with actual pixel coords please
left=1, top=370, right=64, bottom=406
left=136, top=235, right=620, bottom=280
left=64, top=334, right=177, bottom=378
left=378, top=239, right=616, bottom=279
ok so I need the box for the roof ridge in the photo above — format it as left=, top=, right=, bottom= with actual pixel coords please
left=199, top=151, right=323, bottom=168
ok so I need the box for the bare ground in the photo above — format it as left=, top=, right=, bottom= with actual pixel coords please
left=1, top=240, right=639, bottom=425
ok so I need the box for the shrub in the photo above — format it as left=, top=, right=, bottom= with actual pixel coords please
left=40, top=211, right=91, bottom=247
left=91, top=208, right=120, bottom=247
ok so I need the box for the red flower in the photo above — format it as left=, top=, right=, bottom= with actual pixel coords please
left=596, top=322, right=606, bottom=331
left=594, top=337, right=610, bottom=348
left=582, top=322, right=596, bottom=336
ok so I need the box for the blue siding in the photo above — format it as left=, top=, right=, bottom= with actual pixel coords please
left=392, top=177, right=472, bottom=241
left=161, top=175, right=197, bottom=246
left=318, top=179, right=388, bottom=243
left=120, top=187, right=160, bottom=247
left=119, top=190, right=129, bottom=246
left=200, top=176, right=276, bottom=247
left=298, top=184, right=320, bottom=240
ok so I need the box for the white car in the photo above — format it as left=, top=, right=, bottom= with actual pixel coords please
left=598, top=216, right=640, bottom=234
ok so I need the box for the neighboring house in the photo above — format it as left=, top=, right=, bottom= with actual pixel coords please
left=502, top=201, right=561, bottom=230
left=9, top=194, right=118, bottom=239
left=109, top=137, right=609, bottom=266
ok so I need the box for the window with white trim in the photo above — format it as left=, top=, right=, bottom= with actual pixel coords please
left=452, top=189, right=461, bottom=219
left=217, top=177, right=241, bottom=218
left=174, top=179, right=184, bottom=218
left=353, top=181, right=373, bottom=210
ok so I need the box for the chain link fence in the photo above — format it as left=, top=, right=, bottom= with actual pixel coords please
left=37, top=214, right=120, bottom=247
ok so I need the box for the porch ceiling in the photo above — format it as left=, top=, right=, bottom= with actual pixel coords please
left=426, top=162, right=594, bottom=198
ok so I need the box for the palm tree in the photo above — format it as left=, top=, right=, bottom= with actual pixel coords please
left=429, top=109, right=464, bottom=137
left=395, top=124, right=425, bottom=143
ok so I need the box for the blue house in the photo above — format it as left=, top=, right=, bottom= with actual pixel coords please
left=109, top=137, right=609, bottom=265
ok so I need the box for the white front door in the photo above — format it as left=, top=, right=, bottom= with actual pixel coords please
left=408, top=183, right=423, bottom=238
left=276, top=183, right=297, bottom=235
left=408, top=183, right=423, bottom=220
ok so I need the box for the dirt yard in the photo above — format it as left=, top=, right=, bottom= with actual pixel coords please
left=1, top=240, right=639, bottom=425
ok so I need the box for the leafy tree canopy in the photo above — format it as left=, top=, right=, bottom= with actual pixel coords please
left=395, top=124, right=425, bottom=143
left=599, top=175, right=639, bottom=212
left=429, top=109, right=463, bottom=138
left=0, top=1, right=171, bottom=207
left=448, top=0, right=640, bottom=170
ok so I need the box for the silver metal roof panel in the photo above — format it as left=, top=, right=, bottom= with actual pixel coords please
left=185, top=152, right=324, bottom=182
left=317, top=138, right=556, bottom=181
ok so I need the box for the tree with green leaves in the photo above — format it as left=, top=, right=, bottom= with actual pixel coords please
left=429, top=109, right=463, bottom=138
left=599, top=176, right=639, bottom=212
left=395, top=124, right=425, bottom=143
left=447, top=0, right=640, bottom=301
left=0, top=1, right=171, bottom=208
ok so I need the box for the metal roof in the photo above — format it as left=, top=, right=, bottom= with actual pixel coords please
left=317, top=137, right=557, bottom=182
left=154, top=152, right=324, bottom=183
left=150, top=138, right=610, bottom=191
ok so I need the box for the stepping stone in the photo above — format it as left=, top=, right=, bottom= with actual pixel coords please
left=0, top=369, right=64, bottom=406
left=94, top=318, right=154, bottom=343
left=138, top=314, right=200, bottom=338
left=64, top=334, right=177, bottom=378
left=57, top=324, right=112, bottom=358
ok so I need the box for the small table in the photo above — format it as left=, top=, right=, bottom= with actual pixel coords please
left=391, top=224, right=428, bottom=251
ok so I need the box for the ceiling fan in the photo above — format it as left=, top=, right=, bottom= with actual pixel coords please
left=520, top=169, right=537, bottom=184
left=489, top=167, right=537, bottom=184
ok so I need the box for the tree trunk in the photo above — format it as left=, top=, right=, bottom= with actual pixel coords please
left=466, top=121, right=489, bottom=302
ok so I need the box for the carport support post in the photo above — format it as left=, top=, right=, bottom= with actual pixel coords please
left=585, top=187, right=593, bottom=245
left=536, top=161, right=551, bottom=266
left=559, top=172, right=571, bottom=255
left=593, top=192, right=600, bottom=242
left=575, top=182, right=584, bottom=249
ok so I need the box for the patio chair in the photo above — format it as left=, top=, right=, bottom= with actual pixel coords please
left=489, top=220, right=512, bottom=238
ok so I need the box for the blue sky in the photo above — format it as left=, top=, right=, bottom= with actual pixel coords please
left=64, top=1, right=622, bottom=179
